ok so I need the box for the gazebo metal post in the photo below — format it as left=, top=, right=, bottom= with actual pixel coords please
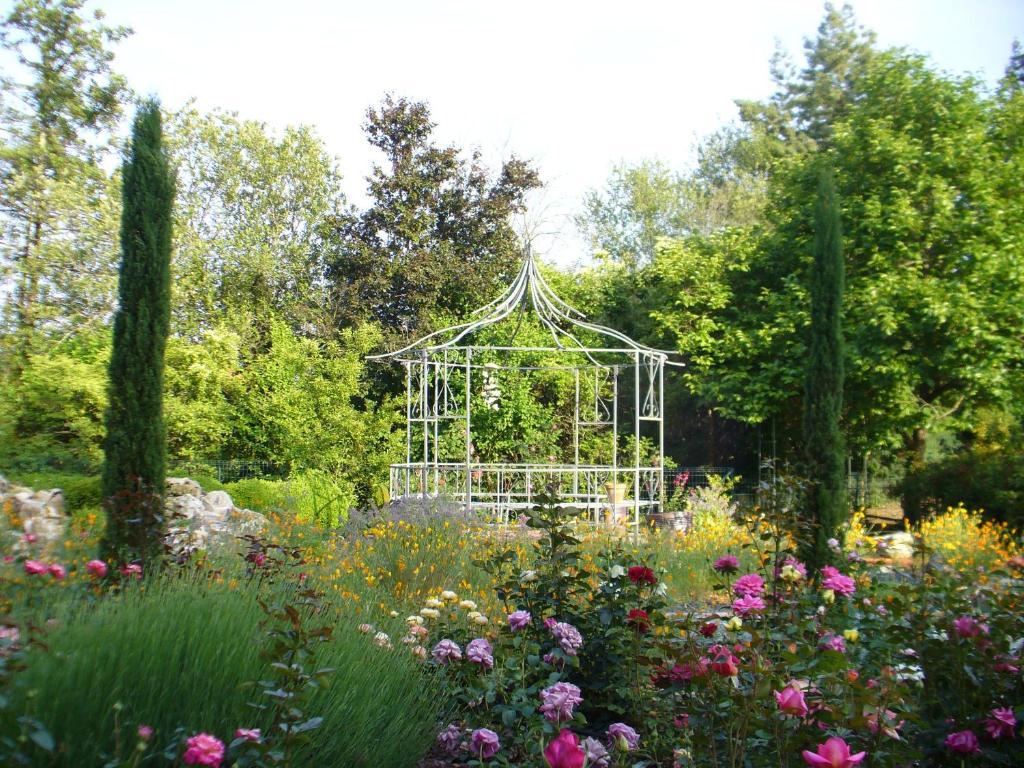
left=611, top=367, right=618, bottom=525
left=420, top=349, right=429, bottom=496
left=433, top=357, right=439, bottom=493
left=404, top=362, right=411, bottom=497
left=465, top=348, right=472, bottom=510
left=658, top=355, right=665, bottom=510
left=573, top=367, right=580, bottom=499
left=634, top=351, right=641, bottom=529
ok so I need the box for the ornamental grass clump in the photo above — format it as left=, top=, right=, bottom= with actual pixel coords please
left=11, top=575, right=441, bottom=768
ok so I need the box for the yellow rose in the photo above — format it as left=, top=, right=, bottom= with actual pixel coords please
left=725, top=616, right=743, bottom=631
left=822, top=589, right=836, bottom=604
left=843, top=628, right=860, bottom=642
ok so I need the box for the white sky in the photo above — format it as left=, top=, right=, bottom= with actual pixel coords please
left=7, top=0, right=1022, bottom=263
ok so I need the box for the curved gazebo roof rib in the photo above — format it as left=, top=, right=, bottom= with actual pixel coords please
left=368, top=251, right=681, bottom=363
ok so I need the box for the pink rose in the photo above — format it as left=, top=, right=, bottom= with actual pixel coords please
left=606, top=722, right=640, bottom=751
left=544, top=729, right=585, bottom=768
left=469, top=728, right=500, bottom=759
left=431, top=639, right=462, bottom=664
left=819, top=634, right=846, bottom=653
left=953, top=615, right=988, bottom=639
left=713, top=555, right=739, bottom=573
left=86, top=559, right=108, bottom=578
left=121, top=563, right=143, bottom=579
left=137, top=725, right=153, bottom=741
left=709, top=644, right=739, bottom=677
left=183, top=732, right=225, bottom=767
left=801, top=736, right=866, bottom=767
left=732, top=573, right=765, bottom=597
left=820, top=566, right=856, bottom=597
left=944, top=729, right=981, bottom=755
left=24, top=560, right=47, bottom=575
left=983, top=708, right=1016, bottom=740
left=775, top=683, right=809, bottom=717
left=48, top=563, right=66, bottom=580
left=540, top=682, right=583, bottom=724
left=508, top=610, right=531, bottom=631
left=732, top=594, right=766, bottom=616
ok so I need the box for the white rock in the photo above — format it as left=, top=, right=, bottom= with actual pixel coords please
left=166, top=494, right=205, bottom=521
left=166, top=477, right=202, bottom=497
left=33, top=489, right=64, bottom=516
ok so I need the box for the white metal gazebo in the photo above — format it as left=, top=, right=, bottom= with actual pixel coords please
left=369, top=251, right=677, bottom=527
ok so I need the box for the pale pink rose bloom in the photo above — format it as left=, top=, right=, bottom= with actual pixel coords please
left=801, top=736, right=866, bottom=767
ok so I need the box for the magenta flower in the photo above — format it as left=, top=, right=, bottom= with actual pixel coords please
left=544, top=729, right=585, bottom=768
left=431, top=639, right=462, bottom=664
left=732, top=573, right=765, bottom=598
left=234, top=728, right=261, bottom=742
left=944, top=730, right=981, bottom=755
left=775, top=683, right=809, bottom=717
left=23, top=560, right=47, bottom=576
left=121, top=563, right=143, bottom=579
left=47, top=563, right=66, bottom=580
left=801, top=736, right=866, bottom=767
left=469, top=728, right=500, bottom=759
left=732, top=594, right=766, bottom=616
left=540, top=682, right=583, bottom=724
left=819, top=634, right=847, bottom=654
left=953, top=615, right=988, bottom=639
left=508, top=610, right=531, bottom=631
left=137, top=725, right=153, bottom=741
left=713, top=555, right=739, bottom=573
left=550, top=621, right=584, bottom=656
left=466, top=638, right=494, bottom=669
left=984, top=707, right=1016, bottom=740
left=437, top=723, right=462, bottom=753
left=606, top=722, right=639, bottom=751
left=820, top=566, right=856, bottom=597
left=183, top=733, right=225, bottom=767
left=86, top=559, right=108, bottom=578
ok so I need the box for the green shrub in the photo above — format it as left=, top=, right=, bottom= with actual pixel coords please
left=899, top=447, right=1024, bottom=529
left=1, top=472, right=102, bottom=511
left=288, top=469, right=356, bottom=527
left=13, top=577, right=441, bottom=767
left=221, top=478, right=288, bottom=512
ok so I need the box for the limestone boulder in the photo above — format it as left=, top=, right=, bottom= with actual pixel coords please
left=165, top=493, right=205, bottom=522
left=201, top=490, right=234, bottom=520
left=33, top=489, right=64, bottom=516
left=166, top=477, right=202, bottom=497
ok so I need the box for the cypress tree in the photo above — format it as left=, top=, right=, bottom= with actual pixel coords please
left=803, top=164, right=847, bottom=570
left=100, top=100, right=174, bottom=568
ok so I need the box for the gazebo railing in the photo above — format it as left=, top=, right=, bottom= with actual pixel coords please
left=390, top=462, right=662, bottom=525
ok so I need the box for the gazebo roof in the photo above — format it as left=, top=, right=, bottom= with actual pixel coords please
left=369, top=250, right=679, bottom=363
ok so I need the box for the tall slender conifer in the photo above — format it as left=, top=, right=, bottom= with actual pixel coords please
left=101, top=99, right=174, bottom=567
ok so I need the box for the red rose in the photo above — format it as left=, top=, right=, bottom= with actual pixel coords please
left=627, top=566, right=656, bottom=585
left=627, top=608, right=650, bottom=632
